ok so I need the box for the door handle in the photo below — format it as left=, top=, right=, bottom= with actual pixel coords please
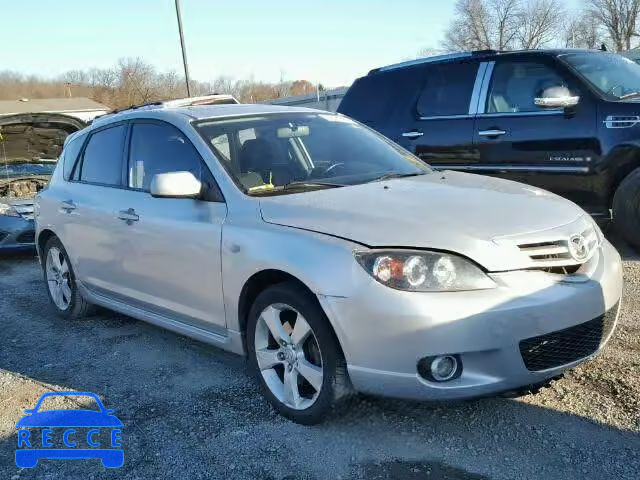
left=402, top=131, right=424, bottom=139
left=117, top=208, right=139, bottom=225
left=60, top=200, right=76, bottom=214
left=478, top=129, right=507, bottom=137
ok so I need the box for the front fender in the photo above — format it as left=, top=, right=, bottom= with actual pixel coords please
left=221, top=220, right=365, bottom=333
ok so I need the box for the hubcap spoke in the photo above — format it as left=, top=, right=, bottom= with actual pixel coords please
left=261, top=306, right=290, bottom=344
left=51, top=249, right=62, bottom=272
left=290, top=315, right=312, bottom=347
left=61, top=282, right=72, bottom=302
left=255, top=347, right=282, bottom=370
left=296, top=359, right=323, bottom=391
left=59, top=259, right=69, bottom=275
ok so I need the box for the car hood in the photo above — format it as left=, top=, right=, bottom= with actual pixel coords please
left=16, top=409, right=123, bottom=427
left=258, top=171, right=586, bottom=271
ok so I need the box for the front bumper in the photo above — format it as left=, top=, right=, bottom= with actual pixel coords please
left=0, top=215, right=36, bottom=251
left=318, top=239, right=623, bottom=401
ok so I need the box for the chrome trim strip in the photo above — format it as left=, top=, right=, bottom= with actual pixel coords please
left=432, top=164, right=590, bottom=173
left=469, top=62, right=489, bottom=115
left=377, top=52, right=472, bottom=72
left=418, top=114, right=473, bottom=121
left=476, top=61, right=495, bottom=114
left=478, top=110, right=564, bottom=118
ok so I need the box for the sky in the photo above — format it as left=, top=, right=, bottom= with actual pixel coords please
left=1, top=0, right=582, bottom=88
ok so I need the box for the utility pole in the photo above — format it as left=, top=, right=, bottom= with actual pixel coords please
left=175, top=0, right=191, bottom=96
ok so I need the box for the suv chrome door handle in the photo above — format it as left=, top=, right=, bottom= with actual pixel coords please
left=117, top=208, right=139, bottom=225
left=402, top=131, right=424, bottom=139
left=60, top=200, right=76, bottom=213
left=478, top=129, right=506, bottom=137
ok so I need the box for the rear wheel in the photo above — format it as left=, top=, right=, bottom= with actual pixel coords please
left=613, top=167, right=640, bottom=251
left=247, top=281, right=351, bottom=424
left=43, top=236, right=96, bottom=319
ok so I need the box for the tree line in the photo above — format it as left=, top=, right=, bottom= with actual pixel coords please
left=444, top=0, right=640, bottom=52
left=0, top=58, right=319, bottom=110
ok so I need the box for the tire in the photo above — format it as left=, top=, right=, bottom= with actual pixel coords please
left=42, top=236, right=96, bottom=319
left=613, top=167, right=640, bottom=251
left=247, top=281, right=352, bottom=425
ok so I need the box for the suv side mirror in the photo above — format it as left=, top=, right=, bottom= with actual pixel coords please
left=534, top=86, right=580, bottom=109
left=150, top=171, right=203, bottom=199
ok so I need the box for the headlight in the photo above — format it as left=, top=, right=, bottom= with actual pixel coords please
left=0, top=202, right=20, bottom=217
left=354, top=250, right=496, bottom=292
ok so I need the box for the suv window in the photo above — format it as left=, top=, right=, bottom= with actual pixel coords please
left=416, top=62, right=479, bottom=117
left=487, top=61, right=568, bottom=114
left=79, top=125, right=125, bottom=186
left=337, top=73, right=397, bottom=124
left=128, top=122, right=203, bottom=191
left=62, top=134, right=86, bottom=181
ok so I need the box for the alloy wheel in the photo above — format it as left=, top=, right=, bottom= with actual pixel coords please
left=254, top=303, right=324, bottom=410
left=46, top=246, right=72, bottom=311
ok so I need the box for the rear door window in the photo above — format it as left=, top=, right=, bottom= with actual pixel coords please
left=79, top=125, right=126, bottom=186
left=416, top=62, right=479, bottom=117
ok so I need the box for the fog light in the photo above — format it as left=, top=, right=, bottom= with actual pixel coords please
left=417, top=355, right=462, bottom=382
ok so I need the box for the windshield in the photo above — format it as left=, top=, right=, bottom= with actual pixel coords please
left=195, top=113, right=431, bottom=196
left=562, top=52, right=640, bottom=99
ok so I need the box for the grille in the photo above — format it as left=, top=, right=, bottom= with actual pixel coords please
left=517, top=225, right=599, bottom=272
left=519, top=303, right=618, bottom=371
left=16, top=231, right=35, bottom=244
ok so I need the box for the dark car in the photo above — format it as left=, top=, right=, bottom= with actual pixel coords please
left=338, top=49, right=640, bottom=250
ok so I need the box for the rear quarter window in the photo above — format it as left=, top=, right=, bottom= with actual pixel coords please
left=62, top=134, right=86, bottom=181
left=338, top=74, right=398, bottom=125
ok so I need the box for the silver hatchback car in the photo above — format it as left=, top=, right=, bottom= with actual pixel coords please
left=35, top=103, right=623, bottom=424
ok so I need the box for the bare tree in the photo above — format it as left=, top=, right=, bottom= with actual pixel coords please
left=562, top=11, right=602, bottom=48
left=444, top=0, right=521, bottom=50
left=517, top=0, right=564, bottom=49
left=589, top=0, right=640, bottom=51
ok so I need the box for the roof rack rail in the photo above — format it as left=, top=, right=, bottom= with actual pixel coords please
left=472, top=49, right=500, bottom=55
left=91, top=94, right=239, bottom=123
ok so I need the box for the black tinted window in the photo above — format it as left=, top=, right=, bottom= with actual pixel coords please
left=80, top=125, right=125, bottom=186
left=487, top=62, right=568, bottom=113
left=128, top=122, right=203, bottom=191
left=338, top=74, right=397, bottom=124
left=62, top=134, right=86, bottom=181
left=416, top=62, right=478, bottom=117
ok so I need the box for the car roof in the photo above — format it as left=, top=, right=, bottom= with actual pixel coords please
left=367, top=48, right=605, bottom=76
left=89, top=103, right=325, bottom=129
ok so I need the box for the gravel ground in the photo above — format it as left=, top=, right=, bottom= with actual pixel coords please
left=0, top=238, right=638, bottom=480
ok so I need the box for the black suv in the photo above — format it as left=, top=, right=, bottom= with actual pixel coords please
left=338, top=49, right=640, bottom=249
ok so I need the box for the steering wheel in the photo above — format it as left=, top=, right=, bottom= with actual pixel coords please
left=322, top=162, right=346, bottom=177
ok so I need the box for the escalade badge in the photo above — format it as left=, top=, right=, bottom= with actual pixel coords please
left=568, top=234, right=590, bottom=262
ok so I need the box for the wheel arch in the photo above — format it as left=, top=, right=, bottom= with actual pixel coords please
left=606, top=143, right=640, bottom=205
left=237, top=269, right=347, bottom=358
left=37, top=229, right=58, bottom=260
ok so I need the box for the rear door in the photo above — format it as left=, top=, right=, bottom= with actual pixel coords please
left=61, top=123, right=130, bottom=293
left=472, top=56, right=600, bottom=208
left=392, top=60, right=482, bottom=167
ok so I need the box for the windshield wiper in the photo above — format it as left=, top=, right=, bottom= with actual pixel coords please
left=282, top=181, right=344, bottom=190
left=619, top=91, right=640, bottom=100
left=370, top=172, right=426, bottom=183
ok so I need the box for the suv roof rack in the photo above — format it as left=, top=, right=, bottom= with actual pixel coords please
left=91, top=94, right=239, bottom=123
left=369, top=49, right=503, bottom=75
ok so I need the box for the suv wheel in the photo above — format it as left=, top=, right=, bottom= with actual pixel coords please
left=43, top=237, right=96, bottom=319
left=247, top=281, right=352, bottom=424
left=613, top=167, right=640, bottom=251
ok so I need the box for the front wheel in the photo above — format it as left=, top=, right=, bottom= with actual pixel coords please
left=247, top=282, right=351, bottom=424
left=613, top=167, right=640, bottom=251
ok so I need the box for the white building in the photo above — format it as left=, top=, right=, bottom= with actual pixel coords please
left=0, top=97, right=110, bottom=122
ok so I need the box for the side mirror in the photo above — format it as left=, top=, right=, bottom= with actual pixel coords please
left=150, top=171, right=202, bottom=199
left=534, top=86, right=579, bottom=109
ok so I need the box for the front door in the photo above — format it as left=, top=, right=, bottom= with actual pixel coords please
left=472, top=57, right=602, bottom=212
left=116, top=121, right=227, bottom=330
